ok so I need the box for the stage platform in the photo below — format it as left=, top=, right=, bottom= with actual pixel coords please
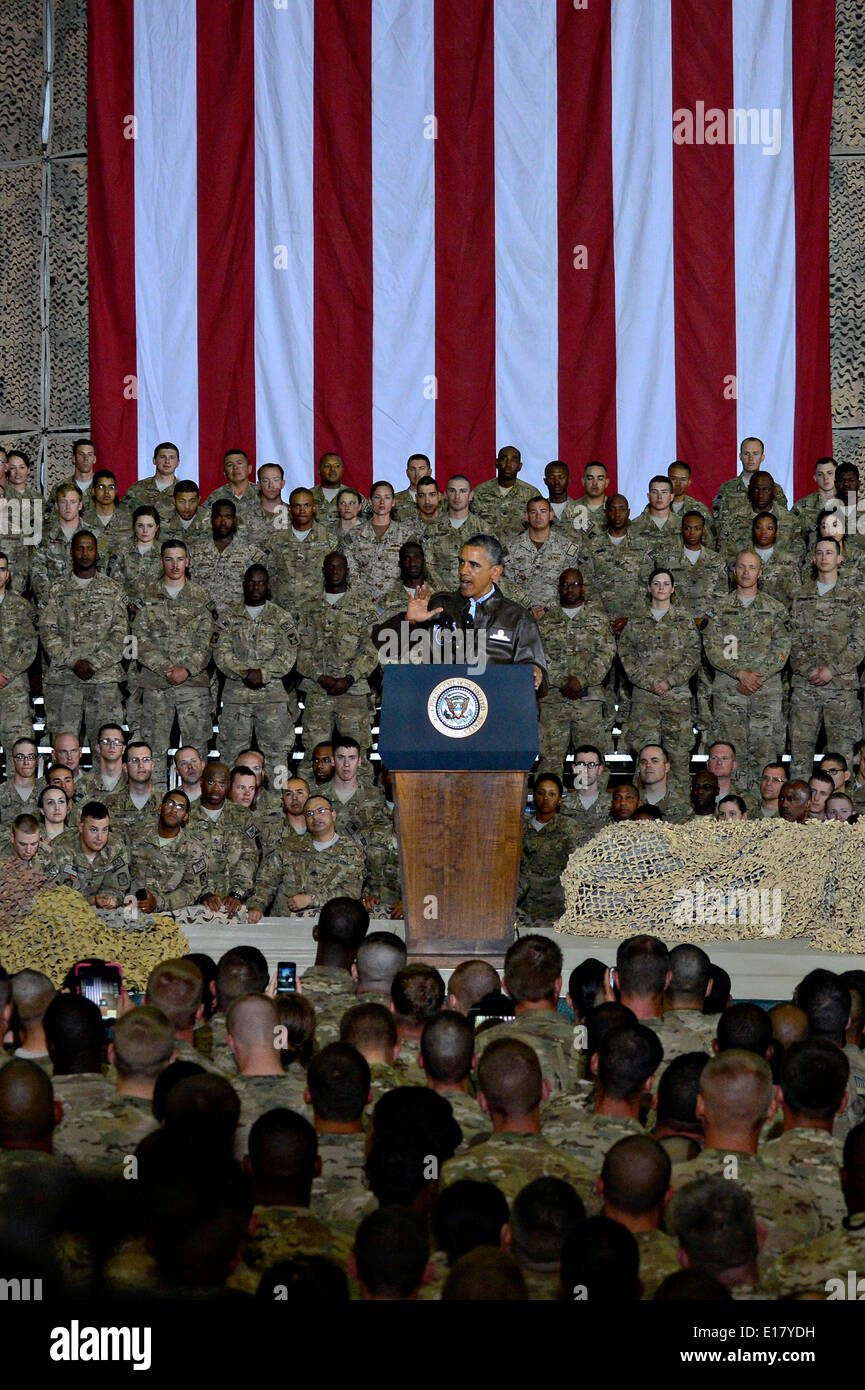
left=183, top=918, right=865, bottom=1004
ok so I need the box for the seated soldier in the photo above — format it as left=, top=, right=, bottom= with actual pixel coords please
left=11, top=970, right=56, bottom=1064
left=670, top=1177, right=768, bottom=1297
left=51, top=800, right=132, bottom=908
left=502, top=1177, right=585, bottom=1300
left=560, top=1216, right=640, bottom=1302
left=517, top=775, right=578, bottom=927
left=419, top=1011, right=491, bottom=1147
left=247, top=797, right=364, bottom=920
left=390, top=964, right=446, bottom=1082
left=129, top=790, right=210, bottom=913
left=351, top=1207, right=432, bottom=1303
left=543, top=1025, right=662, bottom=1170
left=304, top=1043, right=371, bottom=1222
left=340, top=1003, right=405, bottom=1104
left=476, top=936, right=580, bottom=1097
left=226, top=994, right=310, bottom=1156
left=599, top=1135, right=679, bottom=1298
left=4, top=812, right=58, bottom=880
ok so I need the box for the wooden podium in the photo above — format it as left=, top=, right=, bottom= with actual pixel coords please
left=378, top=665, right=538, bottom=965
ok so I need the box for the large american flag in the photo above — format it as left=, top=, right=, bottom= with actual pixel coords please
left=88, top=0, right=833, bottom=506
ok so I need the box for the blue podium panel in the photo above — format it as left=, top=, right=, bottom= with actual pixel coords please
left=378, top=665, right=538, bottom=772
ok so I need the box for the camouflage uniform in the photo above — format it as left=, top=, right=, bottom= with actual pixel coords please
left=187, top=534, right=266, bottom=623
left=703, top=591, right=791, bottom=791
left=517, top=815, right=579, bottom=927
left=503, top=529, right=583, bottom=611
left=310, top=484, right=370, bottom=526
left=52, top=1092, right=157, bottom=1174
left=759, top=1127, right=845, bottom=1229
left=225, top=1204, right=352, bottom=1296
left=439, top=1131, right=598, bottom=1209
left=537, top=602, right=615, bottom=773
left=635, top=1228, right=682, bottom=1299
left=362, top=833, right=402, bottom=915
left=670, top=494, right=716, bottom=539
left=0, top=590, right=37, bottom=757
left=131, top=579, right=216, bottom=760
left=476, top=1009, right=581, bottom=1098
left=294, top=591, right=378, bottom=755
left=743, top=547, right=803, bottom=610
left=644, top=1013, right=711, bottom=1071
left=471, top=478, right=541, bottom=545
left=204, top=483, right=264, bottom=534
left=249, top=833, right=364, bottom=915
left=339, top=519, right=417, bottom=602
left=99, top=784, right=159, bottom=838
left=628, top=511, right=684, bottom=571
left=129, top=823, right=209, bottom=910
left=80, top=501, right=133, bottom=561
left=560, top=788, right=613, bottom=845
left=788, top=574, right=865, bottom=779
left=330, top=781, right=390, bottom=845
left=541, top=1103, right=644, bottom=1171
left=231, top=1072, right=311, bottom=1158
left=713, top=474, right=788, bottom=527
left=50, top=827, right=132, bottom=902
left=671, top=1148, right=822, bottom=1261
left=38, top=573, right=127, bottom=746
left=793, top=489, right=836, bottom=552
left=667, top=544, right=729, bottom=622
left=439, top=1088, right=492, bottom=1149
left=422, top=515, right=480, bottom=588
left=661, top=1007, right=717, bottom=1049
left=213, top=599, right=298, bottom=767
left=121, top=475, right=182, bottom=515
left=268, top=519, right=338, bottom=614
left=29, top=521, right=89, bottom=608
left=75, top=767, right=123, bottom=803
left=583, top=532, right=648, bottom=620
left=298, top=965, right=357, bottom=1047
left=0, top=778, right=41, bottom=820
left=618, top=605, right=700, bottom=779
left=107, top=540, right=164, bottom=610
left=550, top=496, right=604, bottom=540
left=189, top=800, right=261, bottom=901
left=763, top=1210, right=865, bottom=1298
left=310, top=1129, right=368, bottom=1217
left=159, top=507, right=213, bottom=549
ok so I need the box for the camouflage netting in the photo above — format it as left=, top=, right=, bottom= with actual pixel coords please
left=0, top=885, right=189, bottom=991
left=556, top=820, right=865, bottom=955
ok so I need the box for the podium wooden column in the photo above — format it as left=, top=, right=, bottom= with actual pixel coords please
left=378, top=665, right=538, bottom=966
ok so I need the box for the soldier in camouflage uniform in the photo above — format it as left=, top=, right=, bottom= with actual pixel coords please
left=247, top=796, right=364, bottom=918
left=391, top=453, right=435, bottom=515
left=503, top=497, right=583, bottom=615
left=294, top=552, right=378, bottom=756
left=792, top=456, right=837, bottom=552
left=517, top=777, right=579, bottom=928
left=618, top=569, right=701, bottom=777
left=205, top=448, right=264, bottom=535
left=267, top=489, right=335, bottom=614
left=310, top=452, right=370, bottom=526
left=420, top=475, right=480, bottom=588
left=159, top=480, right=213, bottom=549
left=362, top=816, right=403, bottom=918
left=739, top=512, right=802, bottom=612
left=129, top=791, right=210, bottom=912
left=569, top=461, right=610, bottom=540
left=188, top=762, right=260, bottom=911
left=476, top=937, right=581, bottom=1097
left=107, top=506, right=164, bottom=610
left=120, top=440, right=183, bottom=512
left=0, top=553, right=37, bottom=766
left=788, top=539, right=865, bottom=779
left=98, top=741, right=160, bottom=838
left=537, top=570, right=614, bottom=775
left=561, top=746, right=613, bottom=843
left=38, top=534, right=127, bottom=747
left=667, top=460, right=716, bottom=540
left=30, top=482, right=89, bottom=607
left=51, top=801, right=132, bottom=907
left=80, top=471, right=133, bottom=560
left=703, top=552, right=791, bottom=791
left=339, top=482, right=416, bottom=602
left=213, top=564, right=298, bottom=768
left=240, top=462, right=290, bottom=548
left=542, top=1025, right=660, bottom=1170
left=373, top=540, right=443, bottom=620
left=712, top=437, right=788, bottom=529
left=399, top=474, right=442, bottom=538
left=628, top=476, right=685, bottom=571
left=130, top=542, right=216, bottom=761
left=543, top=460, right=595, bottom=536
left=717, top=471, right=800, bottom=567
left=670, top=1053, right=823, bottom=1263
left=439, top=1038, right=597, bottom=1208
left=187, top=500, right=265, bottom=623
left=582, top=496, right=648, bottom=742
left=666, top=512, right=729, bottom=735
left=471, top=445, right=540, bottom=545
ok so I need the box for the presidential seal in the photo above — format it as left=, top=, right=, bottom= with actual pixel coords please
left=427, top=678, right=489, bottom=739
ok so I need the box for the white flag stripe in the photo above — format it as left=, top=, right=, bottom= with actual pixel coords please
left=253, top=0, right=315, bottom=493
left=610, top=0, right=677, bottom=502
left=371, top=0, right=437, bottom=487
left=132, top=0, right=199, bottom=482
left=732, top=0, right=796, bottom=500
left=493, top=0, right=559, bottom=491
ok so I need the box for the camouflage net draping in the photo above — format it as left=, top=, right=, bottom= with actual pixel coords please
left=0, top=884, right=189, bottom=992
left=556, top=820, right=865, bottom=954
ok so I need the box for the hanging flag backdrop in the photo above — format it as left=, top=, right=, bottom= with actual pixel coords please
left=88, top=0, right=833, bottom=506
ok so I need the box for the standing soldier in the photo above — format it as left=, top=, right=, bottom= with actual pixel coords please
left=703, top=551, right=791, bottom=791
left=629, top=476, right=682, bottom=571
left=295, top=553, right=378, bottom=756
left=213, top=564, right=299, bottom=769
left=107, top=505, right=163, bottom=611
left=536, top=569, right=614, bottom=777
left=80, top=470, right=133, bottom=561
left=717, top=470, right=799, bottom=567
left=393, top=454, right=436, bottom=515
left=245, top=462, right=290, bottom=548
left=160, top=481, right=212, bottom=549
left=0, top=553, right=37, bottom=769
left=422, top=475, right=479, bottom=588
left=471, top=445, right=539, bottom=544
left=131, top=541, right=216, bottom=772
left=746, top=513, right=802, bottom=610
left=570, top=461, right=610, bottom=539
left=544, top=460, right=585, bottom=531
left=617, top=569, right=701, bottom=784
left=788, top=538, right=865, bottom=779
left=188, top=500, right=265, bottom=623
left=504, top=498, right=582, bottom=617
left=267, top=488, right=334, bottom=614
left=339, top=481, right=415, bottom=601
left=38, top=533, right=127, bottom=748
left=189, top=761, right=260, bottom=915
left=122, top=440, right=183, bottom=512
left=712, top=437, right=788, bottom=529
left=793, top=456, right=837, bottom=552
left=667, top=461, right=715, bottom=541
left=101, top=741, right=160, bottom=838
left=206, top=448, right=262, bottom=534
left=30, top=481, right=87, bottom=607
left=311, top=452, right=366, bottom=525
left=517, top=776, right=579, bottom=928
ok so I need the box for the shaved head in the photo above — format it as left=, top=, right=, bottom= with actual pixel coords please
left=226, top=993, right=279, bottom=1050
left=448, top=960, right=500, bottom=1014
left=769, top=1003, right=810, bottom=1049
left=478, top=1038, right=542, bottom=1119
left=699, top=1051, right=773, bottom=1127
left=601, top=1135, right=672, bottom=1215
left=0, top=1060, right=56, bottom=1144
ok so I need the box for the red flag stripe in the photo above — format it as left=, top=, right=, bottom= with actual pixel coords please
left=433, top=0, right=497, bottom=487
left=313, top=0, right=374, bottom=495
left=195, top=0, right=256, bottom=500
left=87, top=0, right=138, bottom=493
left=792, top=0, right=834, bottom=496
left=670, top=0, right=738, bottom=507
left=556, top=0, right=618, bottom=491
